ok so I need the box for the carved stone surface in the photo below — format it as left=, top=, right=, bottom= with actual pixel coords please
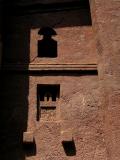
left=90, top=0, right=120, bottom=159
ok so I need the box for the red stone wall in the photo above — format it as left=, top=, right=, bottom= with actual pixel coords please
left=90, top=0, right=120, bottom=159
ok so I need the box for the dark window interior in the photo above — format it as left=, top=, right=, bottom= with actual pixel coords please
left=37, top=84, right=60, bottom=101
left=38, top=27, right=57, bottom=58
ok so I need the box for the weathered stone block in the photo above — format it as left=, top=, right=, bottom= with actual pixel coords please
left=23, top=132, right=34, bottom=143
left=61, top=130, right=73, bottom=142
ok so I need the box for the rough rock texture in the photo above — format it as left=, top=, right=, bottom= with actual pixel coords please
left=90, top=0, right=120, bottom=159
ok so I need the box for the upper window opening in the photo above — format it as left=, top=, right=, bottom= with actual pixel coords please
left=38, top=27, right=57, bottom=58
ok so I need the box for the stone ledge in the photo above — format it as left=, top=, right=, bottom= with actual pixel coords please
left=2, top=63, right=97, bottom=71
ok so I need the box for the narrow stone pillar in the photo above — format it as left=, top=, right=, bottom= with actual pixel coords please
left=0, top=34, right=2, bottom=68
left=90, top=0, right=120, bottom=159
left=0, top=2, right=2, bottom=68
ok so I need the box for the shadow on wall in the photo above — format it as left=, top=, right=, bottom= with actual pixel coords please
left=0, top=74, right=29, bottom=160
left=23, top=139, right=36, bottom=157
left=1, top=1, right=29, bottom=160
left=62, top=141, right=76, bottom=156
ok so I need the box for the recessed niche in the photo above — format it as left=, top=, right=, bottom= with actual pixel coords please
left=37, top=84, right=60, bottom=121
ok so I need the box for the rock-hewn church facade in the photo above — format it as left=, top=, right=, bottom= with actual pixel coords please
left=0, top=1, right=120, bottom=160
